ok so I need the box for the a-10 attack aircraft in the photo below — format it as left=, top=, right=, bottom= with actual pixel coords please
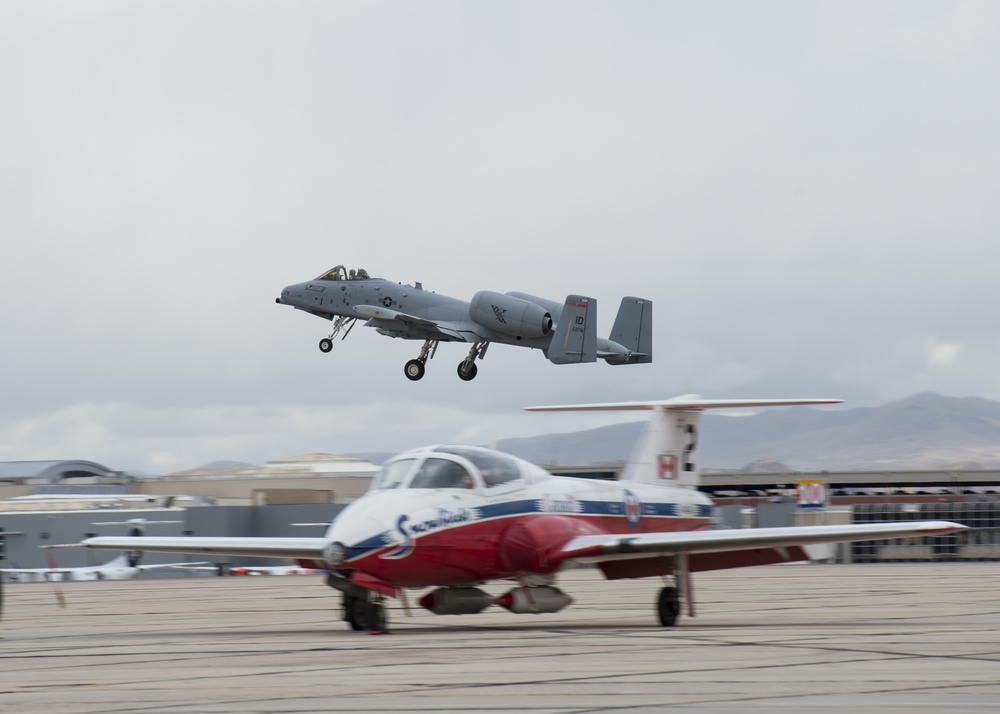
left=71, top=397, right=967, bottom=633
left=275, top=265, right=652, bottom=381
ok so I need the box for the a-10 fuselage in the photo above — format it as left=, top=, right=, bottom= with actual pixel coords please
left=319, top=445, right=713, bottom=588
left=280, top=272, right=564, bottom=349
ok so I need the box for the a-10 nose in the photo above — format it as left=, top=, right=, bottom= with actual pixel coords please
left=275, top=285, right=300, bottom=305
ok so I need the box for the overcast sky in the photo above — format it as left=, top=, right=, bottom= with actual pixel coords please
left=2, top=2, right=998, bottom=474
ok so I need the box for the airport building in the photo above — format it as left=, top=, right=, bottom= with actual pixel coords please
left=2, top=456, right=999, bottom=573
left=0, top=454, right=379, bottom=508
left=0, top=455, right=375, bottom=572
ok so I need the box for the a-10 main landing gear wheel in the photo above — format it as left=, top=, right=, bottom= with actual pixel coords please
left=318, top=338, right=334, bottom=353
left=457, top=360, right=478, bottom=381
left=657, top=586, right=680, bottom=627
left=404, top=359, right=426, bottom=381
left=456, top=341, right=488, bottom=381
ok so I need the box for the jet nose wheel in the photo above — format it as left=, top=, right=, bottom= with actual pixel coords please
left=457, top=361, right=478, bottom=381
left=319, top=338, right=334, bottom=353
left=404, top=359, right=426, bottom=381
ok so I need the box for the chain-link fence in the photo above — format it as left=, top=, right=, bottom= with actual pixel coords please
left=851, top=502, right=1000, bottom=562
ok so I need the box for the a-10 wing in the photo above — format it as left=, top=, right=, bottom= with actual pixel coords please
left=353, top=305, right=468, bottom=341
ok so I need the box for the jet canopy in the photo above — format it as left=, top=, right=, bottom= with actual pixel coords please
left=371, top=446, right=543, bottom=491
left=314, top=265, right=376, bottom=281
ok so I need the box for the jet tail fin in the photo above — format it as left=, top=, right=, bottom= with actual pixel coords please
left=605, top=297, right=652, bottom=365
left=526, top=397, right=842, bottom=489
left=546, top=295, right=597, bottom=364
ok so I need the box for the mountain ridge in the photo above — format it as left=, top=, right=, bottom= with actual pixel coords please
left=497, top=392, right=1000, bottom=471
left=347, top=393, right=1000, bottom=470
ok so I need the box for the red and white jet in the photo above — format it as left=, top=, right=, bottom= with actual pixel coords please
left=75, top=397, right=967, bottom=632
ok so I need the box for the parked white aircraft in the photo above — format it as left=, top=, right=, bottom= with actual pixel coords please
left=229, top=565, right=325, bottom=576
left=2, top=553, right=212, bottom=582
left=71, top=397, right=967, bottom=632
left=2, top=518, right=208, bottom=582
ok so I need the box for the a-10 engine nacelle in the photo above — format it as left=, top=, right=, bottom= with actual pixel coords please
left=469, top=291, right=553, bottom=338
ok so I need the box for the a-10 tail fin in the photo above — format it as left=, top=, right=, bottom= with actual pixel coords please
left=546, top=295, right=597, bottom=364
left=604, top=297, right=652, bottom=365
left=526, top=397, right=842, bottom=489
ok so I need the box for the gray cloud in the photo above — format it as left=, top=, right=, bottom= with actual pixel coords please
left=2, top=2, right=998, bottom=472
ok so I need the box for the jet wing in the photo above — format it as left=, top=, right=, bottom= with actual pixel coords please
left=353, top=305, right=466, bottom=341
left=555, top=521, right=967, bottom=564
left=76, top=536, right=330, bottom=560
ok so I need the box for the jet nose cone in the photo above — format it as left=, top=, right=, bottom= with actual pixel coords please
left=276, top=284, right=301, bottom=306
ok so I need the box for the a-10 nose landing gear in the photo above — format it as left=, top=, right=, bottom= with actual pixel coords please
left=317, top=317, right=356, bottom=354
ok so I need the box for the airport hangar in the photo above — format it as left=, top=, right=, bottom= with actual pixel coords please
left=2, top=455, right=999, bottom=571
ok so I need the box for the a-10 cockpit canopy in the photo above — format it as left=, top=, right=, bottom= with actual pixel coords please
left=372, top=446, right=545, bottom=491
left=314, top=265, right=375, bottom=281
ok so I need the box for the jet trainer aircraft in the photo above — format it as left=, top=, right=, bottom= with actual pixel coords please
left=275, top=265, right=652, bottom=381
left=71, top=397, right=966, bottom=633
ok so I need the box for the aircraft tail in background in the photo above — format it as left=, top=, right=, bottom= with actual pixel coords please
left=526, top=397, right=843, bottom=489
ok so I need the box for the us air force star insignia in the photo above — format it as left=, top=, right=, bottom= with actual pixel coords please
left=382, top=297, right=394, bottom=307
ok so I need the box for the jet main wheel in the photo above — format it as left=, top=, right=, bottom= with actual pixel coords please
left=656, top=587, right=680, bottom=627
left=343, top=594, right=365, bottom=631
left=404, top=359, right=426, bottom=381
left=347, top=597, right=387, bottom=633
left=319, top=338, right=334, bottom=353
left=367, top=602, right=387, bottom=633
left=457, top=361, right=478, bottom=381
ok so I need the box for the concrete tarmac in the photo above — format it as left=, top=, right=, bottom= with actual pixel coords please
left=2, top=563, right=998, bottom=714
